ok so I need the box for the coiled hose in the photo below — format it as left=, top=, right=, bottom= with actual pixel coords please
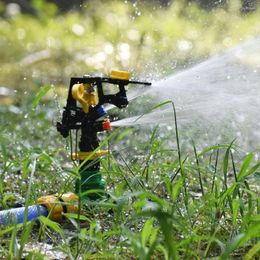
left=0, top=205, right=48, bottom=225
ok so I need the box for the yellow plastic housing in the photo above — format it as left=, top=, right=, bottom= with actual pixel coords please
left=72, top=150, right=109, bottom=161
left=110, top=70, right=130, bottom=80
left=61, top=193, right=78, bottom=214
left=72, top=83, right=98, bottom=113
left=37, top=193, right=78, bottom=222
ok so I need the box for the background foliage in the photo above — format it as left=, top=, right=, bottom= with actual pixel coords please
left=1, top=0, right=260, bottom=96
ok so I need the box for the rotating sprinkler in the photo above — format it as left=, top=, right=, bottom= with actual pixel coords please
left=0, top=70, right=151, bottom=225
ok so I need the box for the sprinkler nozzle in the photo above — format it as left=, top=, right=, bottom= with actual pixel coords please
left=102, top=119, right=112, bottom=131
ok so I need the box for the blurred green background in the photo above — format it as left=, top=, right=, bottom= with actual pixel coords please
left=1, top=0, right=260, bottom=104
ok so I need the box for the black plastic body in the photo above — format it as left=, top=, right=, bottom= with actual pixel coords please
left=57, top=75, right=151, bottom=138
left=56, top=75, right=151, bottom=198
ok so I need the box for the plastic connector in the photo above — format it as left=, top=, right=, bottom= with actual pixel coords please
left=37, top=193, right=78, bottom=222
left=102, top=119, right=112, bottom=131
left=72, top=83, right=98, bottom=113
left=96, top=106, right=107, bottom=118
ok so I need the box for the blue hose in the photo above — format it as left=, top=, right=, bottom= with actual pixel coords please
left=0, top=205, right=48, bottom=225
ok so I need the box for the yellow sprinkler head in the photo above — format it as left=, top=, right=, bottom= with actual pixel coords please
left=72, top=83, right=98, bottom=113
left=110, top=70, right=130, bottom=80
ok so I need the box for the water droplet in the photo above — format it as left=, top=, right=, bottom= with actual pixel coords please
left=71, top=24, right=85, bottom=36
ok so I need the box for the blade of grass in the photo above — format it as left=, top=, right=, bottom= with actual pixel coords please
left=211, top=148, right=219, bottom=193
left=18, top=159, right=37, bottom=259
left=192, top=140, right=204, bottom=196
left=230, top=151, right=244, bottom=218
left=244, top=241, right=260, bottom=260
left=32, top=85, right=52, bottom=110
left=220, top=222, right=260, bottom=259
left=237, top=153, right=254, bottom=181
left=9, top=222, right=18, bottom=259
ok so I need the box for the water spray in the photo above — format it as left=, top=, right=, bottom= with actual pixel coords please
left=0, top=70, right=151, bottom=225
left=113, top=38, right=260, bottom=152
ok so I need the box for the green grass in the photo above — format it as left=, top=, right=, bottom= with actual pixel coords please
left=0, top=93, right=259, bottom=258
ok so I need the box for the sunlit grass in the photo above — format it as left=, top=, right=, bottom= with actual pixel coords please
left=1, top=92, right=259, bottom=258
